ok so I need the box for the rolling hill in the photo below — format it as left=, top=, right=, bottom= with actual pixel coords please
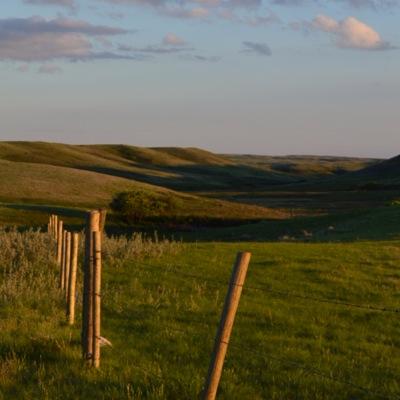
left=0, top=142, right=378, bottom=191
left=1, top=141, right=394, bottom=227
left=0, top=143, right=291, bottom=226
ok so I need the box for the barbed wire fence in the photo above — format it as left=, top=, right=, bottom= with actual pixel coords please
left=45, top=212, right=399, bottom=400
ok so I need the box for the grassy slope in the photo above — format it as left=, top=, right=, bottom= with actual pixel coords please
left=1, top=142, right=378, bottom=193
left=225, top=154, right=378, bottom=177
left=0, top=159, right=151, bottom=207
left=284, top=155, right=400, bottom=192
left=0, top=158, right=286, bottom=226
left=1, top=232, right=399, bottom=399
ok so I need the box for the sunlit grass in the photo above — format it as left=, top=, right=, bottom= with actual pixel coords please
left=1, top=229, right=399, bottom=399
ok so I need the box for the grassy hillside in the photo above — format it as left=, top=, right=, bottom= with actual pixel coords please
left=0, top=142, right=377, bottom=193
left=282, top=154, right=400, bottom=193
left=0, top=158, right=287, bottom=227
left=225, top=154, right=378, bottom=178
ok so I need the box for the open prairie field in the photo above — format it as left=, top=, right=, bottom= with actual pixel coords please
left=1, top=228, right=400, bottom=399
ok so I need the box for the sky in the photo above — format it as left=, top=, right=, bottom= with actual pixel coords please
left=0, top=0, right=399, bottom=158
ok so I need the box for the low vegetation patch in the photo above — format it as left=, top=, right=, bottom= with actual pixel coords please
left=111, top=190, right=181, bottom=223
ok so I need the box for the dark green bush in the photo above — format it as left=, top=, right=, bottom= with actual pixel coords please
left=111, top=190, right=180, bottom=222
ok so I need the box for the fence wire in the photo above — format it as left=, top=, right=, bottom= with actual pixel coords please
left=227, top=341, right=400, bottom=400
left=132, top=260, right=400, bottom=314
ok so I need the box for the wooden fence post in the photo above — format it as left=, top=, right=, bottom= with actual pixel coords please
left=60, top=230, right=67, bottom=290
left=82, top=210, right=100, bottom=361
left=54, top=215, right=59, bottom=240
left=64, top=232, right=72, bottom=298
left=57, top=220, right=64, bottom=265
left=99, top=208, right=107, bottom=234
left=202, top=252, right=251, bottom=400
left=67, top=232, right=79, bottom=325
left=92, top=231, right=102, bottom=368
left=48, top=215, right=53, bottom=235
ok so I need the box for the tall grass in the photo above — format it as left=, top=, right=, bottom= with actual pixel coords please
left=0, top=228, right=59, bottom=308
left=103, top=232, right=181, bottom=269
left=0, top=228, right=181, bottom=399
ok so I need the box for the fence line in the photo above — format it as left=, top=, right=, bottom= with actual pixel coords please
left=44, top=212, right=399, bottom=398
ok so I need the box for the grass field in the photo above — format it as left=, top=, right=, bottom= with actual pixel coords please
left=1, top=229, right=400, bottom=399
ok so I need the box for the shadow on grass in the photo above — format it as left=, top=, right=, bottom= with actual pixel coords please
left=2, top=202, right=400, bottom=244
left=79, top=163, right=298, bottom=192
left=2, top=203, right=87, bottom=218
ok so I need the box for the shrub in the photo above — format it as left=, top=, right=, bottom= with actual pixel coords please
left=111, top=190, right=180, bottom=223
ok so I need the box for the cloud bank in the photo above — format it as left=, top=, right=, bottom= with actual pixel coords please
left=0, top=16, right=136, bottom=62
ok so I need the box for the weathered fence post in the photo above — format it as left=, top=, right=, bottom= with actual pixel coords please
left=99, top=208, right=107, bottom=234
left=67, top=232, right=79, bottom=325
left=82, top=210, right=100, bottom=361
left=92, top=231, right=102, bottom=368
left=57, top=220, right=64, bottom=265
left=202, top=252, right=251, bottom=400
left=64, top=232, right=71, bottom=298
left=60, top=230, right=67, bottom=290
left=54, top=215, right=59, bottom=240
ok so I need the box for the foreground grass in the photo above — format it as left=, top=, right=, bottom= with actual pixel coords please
left=1, top=230, right=400, bottom=399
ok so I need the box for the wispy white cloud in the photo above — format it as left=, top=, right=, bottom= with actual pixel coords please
left=118, top=33, right=190, bottom=54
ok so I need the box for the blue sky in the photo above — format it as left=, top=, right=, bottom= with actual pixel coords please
left=0, top=0, right=399, bottom=157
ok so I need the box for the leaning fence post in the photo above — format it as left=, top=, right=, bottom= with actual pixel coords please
left=57, top=220, right=64, bottom=265
left=67, top=232, right=79, bottom=325
left=82, top=210, right=100, bottom=361
left=92, top=231, right=102, bottom=368
left=202, top=252, right=251, bottom=400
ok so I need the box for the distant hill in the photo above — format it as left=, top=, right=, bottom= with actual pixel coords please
left=0, top=142, right=294, bottom=224
left=225, top=154, right=379, bottom=177
left=0, top=142, right=377, bottom=192
left=357, top=155, right=400, bottom=179
left=333, top=154, right=400, bottom=187
left=1, top=141, right=388, bottom=226
left=0, top=142, right=303, bottom=192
